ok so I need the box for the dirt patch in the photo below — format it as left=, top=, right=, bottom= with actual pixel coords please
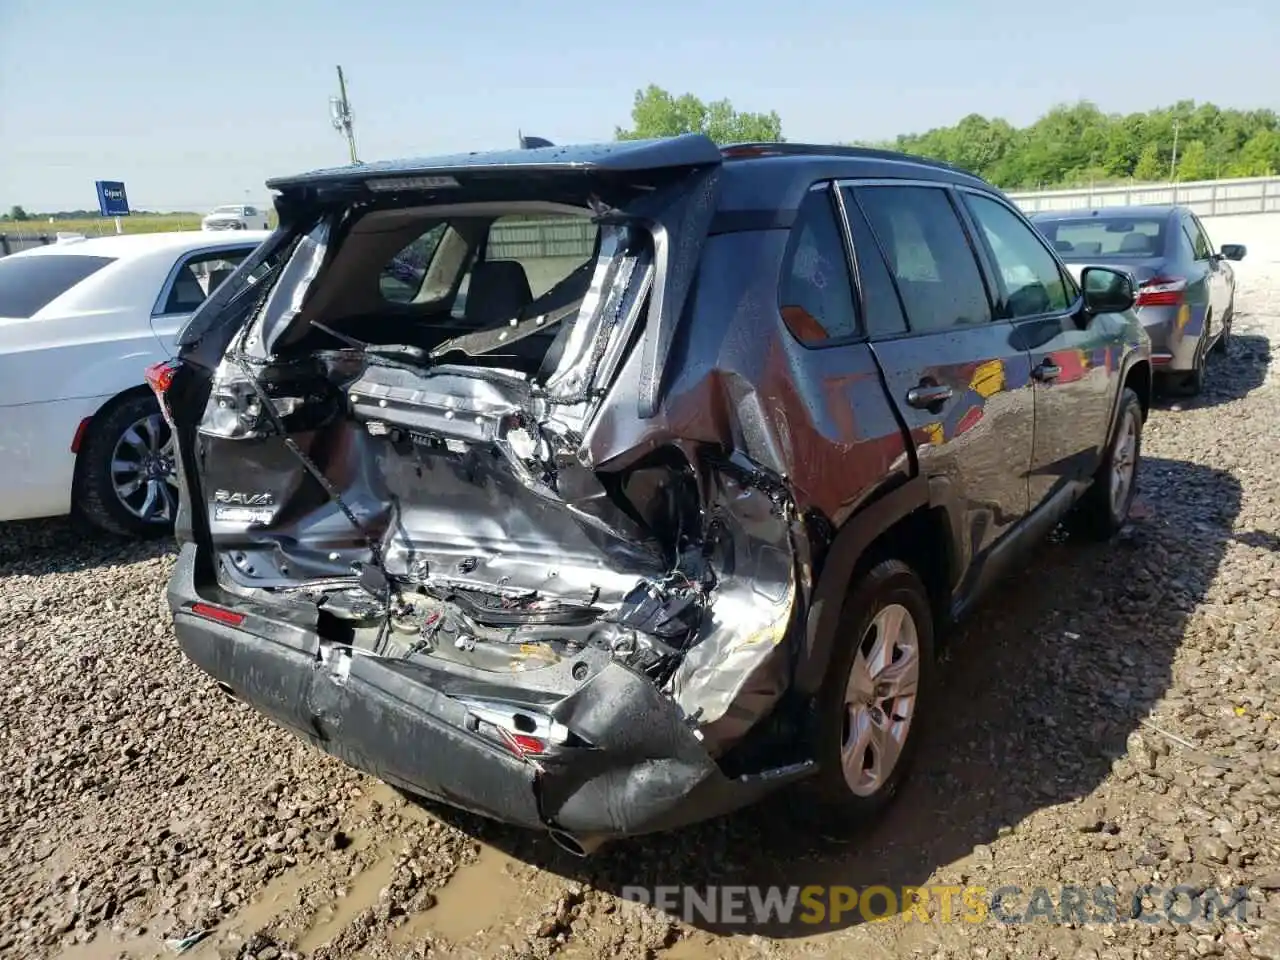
left=4, top=270, right=1279, bottom=960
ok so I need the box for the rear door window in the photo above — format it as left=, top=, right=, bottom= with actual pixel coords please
left=381, top=223, right=453, bottom=303
left=1176, top=223, right=1198, bottom=261
left=853, top=185, right=991, bottom=332
left=1185, top=215, right=1212, bottom=261
left=962, top=193, right=1070, bottom=318
left=778, top=187, right=859, bottom=343
left=448, top=214, right=601, bottom=323
left=160, top=249, right=254, bottom=315
left=484, top=214, right=599, bottom=299
left=0, top=254, right=116, bottom=318
left=839, top=187, right=907, bottom=338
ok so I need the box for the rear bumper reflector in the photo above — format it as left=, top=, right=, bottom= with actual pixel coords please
left=70, top=417, right=92, bottom=454
left=190, top=602, right=247, bottom=627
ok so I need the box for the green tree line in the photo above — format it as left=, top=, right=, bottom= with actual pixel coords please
left=877, top=101, right=1280, bottom=189
left=616, top=88, right=1280, bottom=189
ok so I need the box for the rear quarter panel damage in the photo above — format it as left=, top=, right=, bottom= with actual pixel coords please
left=583, top=229, right=911, bottom=747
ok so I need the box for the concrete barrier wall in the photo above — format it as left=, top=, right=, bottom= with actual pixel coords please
left=1007, top=176, right=1280, bottom=217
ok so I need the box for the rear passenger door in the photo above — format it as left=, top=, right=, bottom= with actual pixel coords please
left=151, top=247, right=257, bottom=353
left=958, top=190, right=1118, bottom=507
left=1187, top=213, right=1229, bottom=326
left=842, top=182, right=1034, bottom=567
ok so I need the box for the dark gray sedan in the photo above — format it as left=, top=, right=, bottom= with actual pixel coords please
left=1032, top=205, right=1245, bottom=395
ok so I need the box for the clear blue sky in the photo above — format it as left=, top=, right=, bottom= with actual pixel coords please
left=2, top=0, right=1277, bottom=212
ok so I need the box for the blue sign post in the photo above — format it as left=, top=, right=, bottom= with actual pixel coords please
left=95, top=180, right=129, bottom=234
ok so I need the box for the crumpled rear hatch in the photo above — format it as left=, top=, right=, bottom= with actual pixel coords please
left=170, top=135, right=806, bottom=759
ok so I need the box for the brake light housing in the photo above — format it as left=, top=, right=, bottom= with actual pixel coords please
left=146, top=359, right=182, bottom=426
left=1135, top=276, right=1186, bottom=307
left=145, top=359, right=180, bottom=396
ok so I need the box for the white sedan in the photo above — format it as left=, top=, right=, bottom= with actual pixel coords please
left=0, top=230, right=270, bottom=536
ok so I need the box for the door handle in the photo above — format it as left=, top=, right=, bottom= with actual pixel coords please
left=906, top=383, right=954, bottom=410
left=1032, top=360, right=1062, bottom=382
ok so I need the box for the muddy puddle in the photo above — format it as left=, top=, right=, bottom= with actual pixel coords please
left=55, top=783, right=614, bottom=960
left=384, top=846, right=534, bottom=954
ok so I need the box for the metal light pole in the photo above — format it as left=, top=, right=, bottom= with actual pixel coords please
left=329, top=65, right=359, bottom=164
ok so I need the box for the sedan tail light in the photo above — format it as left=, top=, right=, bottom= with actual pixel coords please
left=145, top=359, right=182, bottom=424
left=1135, top=276, right=1187, bottom=307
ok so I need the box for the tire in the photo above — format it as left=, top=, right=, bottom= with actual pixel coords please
left=806, top=559, right=936, bottom=825
left=74, top=392, right=179, bottom=539
left=1071, top=387, right=1143, bottom=541
left=1170, top=324, right=1209, bottom=397
left=1212, top=301, right=1232, bottom=355
left=1177, top=361, right=1205, bottom=397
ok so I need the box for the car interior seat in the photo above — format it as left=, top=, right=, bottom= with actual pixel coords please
left=207, top=268, right=235, bottom=292
left=166, top=271, right=208, bottom=313
left=463, top=260, right=534, bottom=328
left=1119, top=233, right=1155, bottom=254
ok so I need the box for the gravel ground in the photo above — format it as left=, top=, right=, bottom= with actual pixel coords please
left=3, top=267, right=1279, bottom=960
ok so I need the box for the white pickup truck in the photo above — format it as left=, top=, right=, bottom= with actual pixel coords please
left=201, top=204, right=270, bottom=231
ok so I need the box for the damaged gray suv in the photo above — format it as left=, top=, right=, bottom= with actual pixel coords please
left=156, top=135, right=1152, bottom=855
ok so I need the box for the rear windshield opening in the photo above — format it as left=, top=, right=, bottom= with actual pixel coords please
left=271, top=205, right=616, bottom=380
left=0, top=254, right=116, bottom=318
left=1035, top=218, right=1165, bottom=259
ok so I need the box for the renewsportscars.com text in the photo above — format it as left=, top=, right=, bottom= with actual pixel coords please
left=620, top=883, right=1253, bottom=926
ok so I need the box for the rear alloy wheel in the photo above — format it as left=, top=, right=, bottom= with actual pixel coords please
left=1071, top=387, right=1143, bottom=541
left=75, top=393, right=179, bottom=538
left=808, top=559, right=935, bottom=823
left=841, top=602, right=921, bottom=797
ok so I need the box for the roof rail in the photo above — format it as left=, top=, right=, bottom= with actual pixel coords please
left=719, top=141, right=971, bottom=175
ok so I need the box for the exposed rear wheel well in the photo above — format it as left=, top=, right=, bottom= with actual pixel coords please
left=852, top=505, right=954, bottom=645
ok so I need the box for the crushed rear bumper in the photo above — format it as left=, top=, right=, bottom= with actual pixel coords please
left=166, top=545, right=808, bottom=848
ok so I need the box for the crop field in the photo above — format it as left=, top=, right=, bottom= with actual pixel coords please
left=0, top=211, right=277, bottom=239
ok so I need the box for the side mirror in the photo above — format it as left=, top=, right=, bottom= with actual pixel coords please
left=1220, top=243, right=1247, bottom=262
left=1080, top=266, right=1135, bottom=315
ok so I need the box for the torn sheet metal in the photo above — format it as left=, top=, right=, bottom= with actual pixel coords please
left=668, top=462, right=800, bottom=749
left=542, top=225, right=636, bottom=404
left=628, top=166, right=722, bottom=419
left=257, top=217, right=333, bottom=356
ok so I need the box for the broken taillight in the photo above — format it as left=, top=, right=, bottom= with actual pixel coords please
left=146, top=359, right=182, bottom=425
left=145, top=359, right=181, bottom=397
left=497, top=727, right=547, bottom=757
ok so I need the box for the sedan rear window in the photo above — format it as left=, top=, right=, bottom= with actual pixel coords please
left=0, top=254, right=116, bottom=318
left=1036, top=218, right=1165, bottom=258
